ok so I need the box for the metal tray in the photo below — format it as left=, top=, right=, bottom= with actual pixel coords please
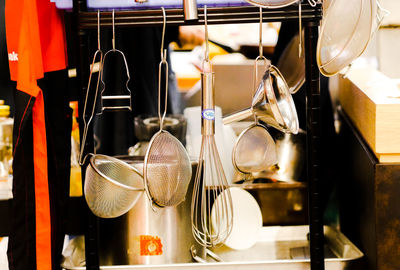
left=62, top=226, right=363, bottom=270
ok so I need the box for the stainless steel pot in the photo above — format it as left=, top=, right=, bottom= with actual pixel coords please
left=98, top=156, right=202, bottom=265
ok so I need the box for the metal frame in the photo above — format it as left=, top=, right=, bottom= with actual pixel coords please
left=71, top=1, right=323, bottom=269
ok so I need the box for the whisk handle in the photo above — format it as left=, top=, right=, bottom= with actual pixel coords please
left=222, top=108, right=253, bottom=125
left=201, top=72, right=215, bottom=135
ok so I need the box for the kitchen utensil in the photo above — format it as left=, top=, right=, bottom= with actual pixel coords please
left=79, top=10, right=103, bottom=165
left=223, top=65, right=299, bottom=134
left=100, top=9, right=132, bottom=111
left=184, top=106, right=237, bottom=185
left=211, top=187, right=262, bottom=250
left=143, top=8, right=192, bottom=207
left=277, top=31, right=305, bottom=94
left=190, top=245, right=223, bottom=263
left=183, top=0, right=198, bottom=20
left=317, top=0, right=373, bottom=76
left=231, top=8, right=277, bottom=178
left=232, top=124, right=277, bottom=176
left=84, top=154, right=144, bottom=218
left=79, top=12, right=144, bottom=218
left=191, top=6, right=233, bottom=248
left=97, top=156, right=202, bottom=265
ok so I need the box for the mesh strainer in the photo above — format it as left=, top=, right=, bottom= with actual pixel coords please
left=233, top=124, right=277, bottom=175
left=143, top=8, right=192, bottom=207
left=84, top=155, right=144, bottom=218
left=80, top=12, right=144, bottom=218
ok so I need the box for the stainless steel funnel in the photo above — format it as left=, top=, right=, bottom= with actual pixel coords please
left=223, top=66, right=299, bottom=134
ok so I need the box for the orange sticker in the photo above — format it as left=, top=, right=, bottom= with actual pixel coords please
left=140, top=235, right=163, bottom=256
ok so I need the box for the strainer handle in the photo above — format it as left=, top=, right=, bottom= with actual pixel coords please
left=222, top=108, right=253, bottom=125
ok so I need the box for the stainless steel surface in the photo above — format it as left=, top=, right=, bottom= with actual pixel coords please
left=96, top=157, right=202, bottom=266
left=223, top=65, right=299, bottom=135
left=191, top=7, right=233, bottom=248
left=63, top=226, right=363, bottom=270
left=143, top=9, right=192, bottom=207
left=183, top=0, right=198, bottom=21
left=201, top=72, right=215, bottom=136
left=84, top=155, right=145, bottom=218
left=262, top=129, right=306, bottom=182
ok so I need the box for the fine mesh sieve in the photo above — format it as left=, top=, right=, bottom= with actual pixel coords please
left=80, top=12, right=144, bottom=218
left=233, top=124, right=277, bottom=175
left=84, top=155, right=144, bottom=218
left=144, top=131, right=192, bottom=206
left=143, top=8, right=192, bottom=207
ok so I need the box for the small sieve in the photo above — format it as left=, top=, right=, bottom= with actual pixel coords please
left=143, top=8, right=192, bottom=208
left=84, top=155, right=144, bottom=218
left=79, top=11, right=144, bottom=218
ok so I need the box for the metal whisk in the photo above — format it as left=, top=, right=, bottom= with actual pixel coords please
left=191, top=6, right=233, bottom=247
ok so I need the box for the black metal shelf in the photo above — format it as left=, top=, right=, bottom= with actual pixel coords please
left=77, top=4, right=322, bottom=29
left=71, top=1, right=324, bottom=269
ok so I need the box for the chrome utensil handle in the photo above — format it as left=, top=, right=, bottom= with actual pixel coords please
left=222, top=108, right=253, bottom=125
left=183, top=0, right=198, bottom=20
left=201, top=72, right=215, bottom=135
left=190, top=245, right=223, bottom=263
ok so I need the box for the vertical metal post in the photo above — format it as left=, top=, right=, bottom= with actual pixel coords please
left=72, top=1, right=100, bottom=269
left=304, top=21, right=325, bottom=269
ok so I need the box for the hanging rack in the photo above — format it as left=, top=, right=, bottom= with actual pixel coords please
left=71, top=1, right=324, bottom=270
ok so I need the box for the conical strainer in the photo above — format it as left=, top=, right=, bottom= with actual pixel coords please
left=143, top=8, right=192, bottom=207
left=223, top=64, right=299, bottom=135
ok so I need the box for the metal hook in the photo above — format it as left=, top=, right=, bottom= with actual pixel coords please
left=160, top=7, right=167, bottom=61
left=307, top=0, right=319, bottom=7
left=112, top=9, right=116, bottom=51
left=253, top=7, right=268, bottom=96
left=158, top=7, right=169, bottom=131
left=97, top=10, right=101, bottom=50
left=298, top=2, right=302, bottom=58
left=258, top=7, right=263, bottom=58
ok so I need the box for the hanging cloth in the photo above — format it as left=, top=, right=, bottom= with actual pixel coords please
left=5, top=0, right=67, bottom=269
